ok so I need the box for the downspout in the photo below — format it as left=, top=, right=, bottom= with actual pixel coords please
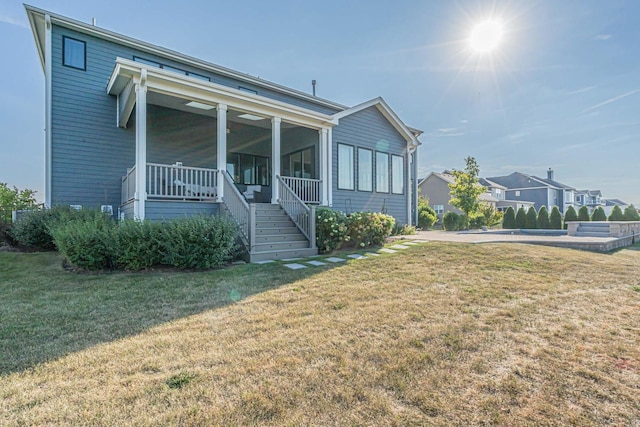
left=44, top=14, right=52, bottom=207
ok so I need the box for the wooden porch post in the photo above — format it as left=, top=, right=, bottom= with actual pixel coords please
left=134, top=70, right=147, bottom=220
left=319, top=128, right=329, bottom=206
left=271, top=117, right=281, bottom=204
left=216, top=103, right=227, bottom=203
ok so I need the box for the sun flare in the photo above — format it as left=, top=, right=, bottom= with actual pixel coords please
left=469, top=20, right=504, bottom=53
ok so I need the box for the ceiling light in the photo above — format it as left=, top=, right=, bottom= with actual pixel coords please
left=185, top=101, right=215, bottom=110
left=237, top=113, right=264, bottom=121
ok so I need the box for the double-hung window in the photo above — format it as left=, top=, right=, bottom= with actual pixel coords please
left=391, top=155, right=404, bottom=194
left=357, top=148, right=373, bottom=191
left=375, top=152, right=389, bottom=193
left=63, top=36, right=86, bottom=70
left=338, top=144, right=354, bottom=190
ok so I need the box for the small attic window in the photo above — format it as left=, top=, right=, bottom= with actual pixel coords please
left=63, top=36, right=86, bottom=70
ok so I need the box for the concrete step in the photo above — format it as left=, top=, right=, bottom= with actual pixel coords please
left=578, top=225, right=610, bottom=233
left=574, top=232, right=611, bottom=237
left=249, top=247, right=318, bottom=263
left=254, top=233, right=307, bottom=244
left=253, top=240, right=310, bottom=252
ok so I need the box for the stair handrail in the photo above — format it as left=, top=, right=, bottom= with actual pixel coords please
left=221, top=171, right=254, bottom=250
left=277, top=175, right=316, bottom=249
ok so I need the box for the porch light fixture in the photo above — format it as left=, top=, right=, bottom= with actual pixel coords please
left=237, top=113, right=264, bottom=121
left=185, top=101, right=215, bottom=110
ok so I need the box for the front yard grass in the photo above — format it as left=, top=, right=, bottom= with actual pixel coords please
left=1, top=242, right=639, bottom=425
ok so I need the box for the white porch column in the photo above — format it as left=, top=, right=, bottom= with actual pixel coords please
left=319, top=128, right=329, bottom=205
left=327, top=127, right=333, bottom=206
left=271, top=117, right=281, bottom=204
left=44, top=15, right=52, bottom=208
left=216, top=103, right=227, bottom=202
left=134, top=70, right=148, bottom=220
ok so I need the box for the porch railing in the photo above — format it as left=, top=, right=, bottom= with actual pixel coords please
left=222, top=170, right=252, bottom=248
left=277, top=175, right=316, bottom=248
left=279, top=176, right=321, bottom=204
left=122, top=166, right=136, bottom=203
left=146, top=163, right=218, bottom=199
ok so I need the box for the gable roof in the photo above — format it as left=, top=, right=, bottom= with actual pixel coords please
left=604, top=198, right=629, bottom=207
left=488, top=171, right=575, bottom=191
left=479, top=177, right=507, bottom=190
left=531, top=175, right=575, bottom=190
left=332, top=97, right=422, bottom=148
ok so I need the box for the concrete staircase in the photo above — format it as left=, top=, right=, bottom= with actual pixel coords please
left=573, top=222, right=611, bottom=237
left=249, top=204, right=317, bottom=262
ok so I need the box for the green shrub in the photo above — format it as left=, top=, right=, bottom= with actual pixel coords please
left=591, top=206, right=607, bottom=221
left=392, top=224, right=416, bottom=236
left=348, top=212, right=395, bottom=247
left=577, top=206, right=591, bottom=221
left=525, top=207, right=538, bottom=229
left=623, top=205, right=640, bottom=221
left=479, top=204, right=503, bottom=228
left=550, top=206, right=563, bottom=229
left=502, top=207, right=516, bottom=229
left=50, top=217, right=116, bottom=270
left=417, top=197, right=437, bottom=229
left=515, top=207, right=527, bottom=229
left=537, top=206, right=551, bottom=229
left=608, top=205, right=624, bottom=221
left=316, top=207, right=349, bottom=253
left=159, top=216, right=239, bottom=269
left=443, top=212, right=466, bottom=231
left=468, top=211, right=486, bottom=229
left=112, top=220, right=163, bottom=270
left=0, top=220, right=16, bottom=246
left=563, top=206, right=578, bottom=229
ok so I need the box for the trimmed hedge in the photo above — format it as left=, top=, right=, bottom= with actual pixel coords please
left=525, top=207, right=538, bottom=229
left=623, top=205, right=640, bottom=221
left=550, top=206, right=563, bottom=229
left=563, top=206, right=578, bottom=229
left=51, top=215, right=239, bottom=271
left=443, top=212, right=467, bottom=231
left=315, top=208, right=395, bottom=253
left=591, top=206, right=607, bottom=221
left=537, top=206, right=551, bottom=229
left=577, top=206, right=591, bottom=221
left=515, top=207, right=527, bottom=229
left=608, top=205, right=624, bottom=221
left=502, top=207, right=516, bottom=229
left=417, top=197, right=437, bottom=229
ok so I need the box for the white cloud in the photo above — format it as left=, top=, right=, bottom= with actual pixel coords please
left=437, top=128, right=458, bottom=133
left=594, top=34, right=612, bottom=41
left=0, top=15, right=28, bottom=29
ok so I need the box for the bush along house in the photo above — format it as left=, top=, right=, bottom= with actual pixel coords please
left=26, top=5, right=422, bottom=261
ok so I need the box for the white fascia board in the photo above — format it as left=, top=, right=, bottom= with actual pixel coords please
left=25, top=7, right=45, bottom=71
left=24, top=4, right=346, bottom=113
left=108, top=59, right=338, bottom=129
left=506, top=186, right=550, bottom=191
left=332, top=97, right=422, bottom=147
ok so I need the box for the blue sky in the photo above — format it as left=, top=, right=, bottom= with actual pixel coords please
left=1, top=0, right=638, bottom=205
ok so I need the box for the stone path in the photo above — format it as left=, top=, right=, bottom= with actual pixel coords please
left=279, top=240, right=425, bottom=270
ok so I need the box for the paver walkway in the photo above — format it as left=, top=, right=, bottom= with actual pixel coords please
left=281, top=241, right=425, bottom=270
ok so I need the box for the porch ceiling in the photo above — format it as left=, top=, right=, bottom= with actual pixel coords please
left=107, top=58, right=338, bottom=130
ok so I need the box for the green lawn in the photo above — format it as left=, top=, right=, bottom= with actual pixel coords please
left=1, top=242, right=639, bottom=425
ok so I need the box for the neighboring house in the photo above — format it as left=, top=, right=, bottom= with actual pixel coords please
left=487, top=169, right=576, bottom=213
left=26, top=5, right=421, bottom=261
left=603, top=199, right=629, bottom=216
left=575, top=190, right=604, bottom=213
left=479, top=178, right=535, bottom=212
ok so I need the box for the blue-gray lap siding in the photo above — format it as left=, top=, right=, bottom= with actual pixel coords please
left=506, top=188, right=566, bottom=213
left=332, top=106, right=409, bottom=225
left=49, top=24, right=340, bottom=212
left=145, top=201, right=219, bottom=222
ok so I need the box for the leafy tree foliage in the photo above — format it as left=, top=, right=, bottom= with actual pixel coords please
left=577, top=206, right=591, bottom=221
left=502, top=206, right=516, bottom=229
left=537, top=206, right=551, bottom=229
left=448, top=156, right=485, bottom=226
left=515, top=207, right=527, bottom=229
left=0, top=183, right=37, bottom=222
left=550, top=206, right=563, bottom=229
left=479, top=203, right=503, bottom=228
left=563, top=206, right=578, bottom=229
left=417, top=196, right=437, bottom=229
left=623, top=205, right=640, bottom=221
left=525, top=206, right=538, bottom=229
left=608, top=205, right=624, bottom=221
left=591, top=206, right=607, bottom=221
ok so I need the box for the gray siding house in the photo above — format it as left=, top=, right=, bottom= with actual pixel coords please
left=26, top=5, right=421, bottom=261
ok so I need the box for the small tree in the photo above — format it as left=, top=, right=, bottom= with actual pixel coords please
left=0, top=183, right=37, bottom=222
left=591, top=206, right=607, bottom=221
left=448, top=156, right=485, bottom=229
left=515, top=207, right=527, bottom=229
left=608, top=205, right=624, bottom=221
left=525, top=206, right=538, bottom=229
left=623, top=205, right=640, bottom=221
left=417, top=196, right=437, bottom=229
left=563, top=206, right=578, bottom=229
left=550, top=206, right=563, bottom=229
left=537, top=206, right=551, bottom=229
left=502, top=206, right=516, bottom=229
left=479, top=203, right=503, bottom=228
left=577, top=206, right=591, bottom=221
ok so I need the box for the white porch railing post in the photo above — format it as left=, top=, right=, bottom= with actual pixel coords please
left=249, top=203, right=256, bottom=252
left=272, top=117, right=281, bottom=204
left=217, top=103, right=227, bottom=203
left=134, top=70, right=147, bottom=221
left=310, top=205, right=317, bottom=249
left=320, top=128, right=329, bottom=206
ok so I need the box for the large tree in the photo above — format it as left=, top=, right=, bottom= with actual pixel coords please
left=448, top=156, right=485, bottom=226
left=0, top=183, right=37, bottom=222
